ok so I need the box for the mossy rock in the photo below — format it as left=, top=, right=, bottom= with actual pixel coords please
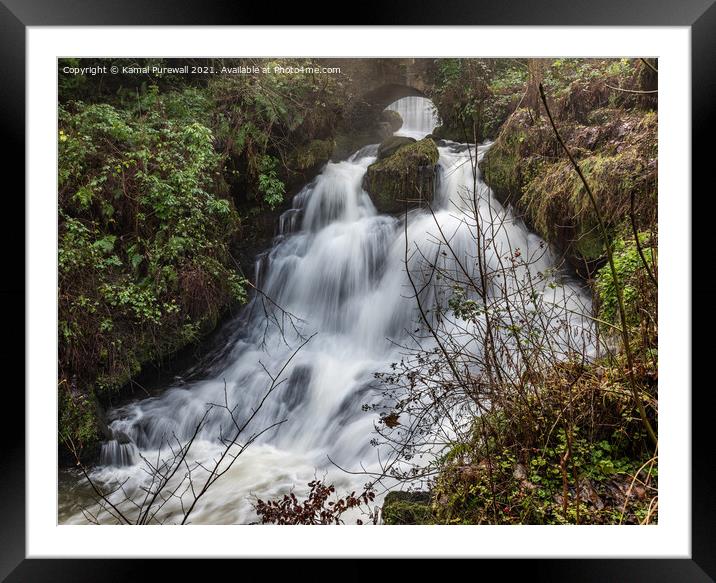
left=289, top=139, right=335, bottom=172
left=58, top=382, right=106, bottom=463
left=382, top=491, right=434, bottom=525
left=379, top=109, right=404, bottom=133
left=283, top=139, right=337, bottom=191
left=480, top=138, right=525, bottom=208
left=377, top=135, right=415, bottom=160
left=522, top=139, right=655, bottom=275
left=573, top=223, right=606, bottom=261
left=432, top=124, right=470, bottom=143
left=362, top=137, right=439, bottom=215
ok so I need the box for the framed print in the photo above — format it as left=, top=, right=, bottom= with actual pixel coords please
left=4, top=0, right=712, bottom=579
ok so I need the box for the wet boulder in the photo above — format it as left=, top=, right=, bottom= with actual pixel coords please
left=362, top=137, right=439, bottom=215
left=379, top=109, right=404, bottom=133
left=432, top=123, right=469, bottom=143
left=376, top=135, right=416, bottom=160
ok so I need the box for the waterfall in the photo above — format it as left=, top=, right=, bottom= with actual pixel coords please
left=62, top=97, right=594, bottom=525
left=385, top=95, right=439, bottom=139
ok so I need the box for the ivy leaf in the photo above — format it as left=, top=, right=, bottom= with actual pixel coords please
left=73, top=185, right=94, bottom=209
left=93, top=235, right=116, bottom=254
left=130, top=253, right=143, bottom=271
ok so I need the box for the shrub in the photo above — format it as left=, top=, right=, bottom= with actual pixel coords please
left=596, top=233, right=655, bottom=329
left=58, top=98, right=246, bottom=450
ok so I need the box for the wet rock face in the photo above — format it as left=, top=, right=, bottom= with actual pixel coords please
left=432, top=123, right=470, bottom=143
left=362, top=137, right=439, bottom=215
left=376, top=136, right=416, bottom=160
left=331, top=111, right=406, bottom=162
left=379, top=109, right=403, bottom=133
left=284, top=139, right=336, bottom=193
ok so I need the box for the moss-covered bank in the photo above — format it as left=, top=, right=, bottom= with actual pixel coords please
left=479, top=59, right=657, bottom=277
left=381, top=491, right=434, bottom=525
left=381, top=353, right=658, bottom=525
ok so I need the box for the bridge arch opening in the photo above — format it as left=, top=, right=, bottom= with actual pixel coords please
left=354, top=84, right=441, bottom=140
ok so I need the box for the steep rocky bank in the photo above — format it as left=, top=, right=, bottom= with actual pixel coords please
left=479, top=59, right=657, bottom=277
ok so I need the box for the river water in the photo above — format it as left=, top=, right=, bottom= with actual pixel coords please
left=59, top=96, right=593, bottom=524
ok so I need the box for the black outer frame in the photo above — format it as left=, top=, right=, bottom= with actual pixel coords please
left=2, top=1, right=711, bottom=580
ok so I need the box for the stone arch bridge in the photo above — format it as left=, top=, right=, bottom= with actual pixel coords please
left=324, top=57, right=439, bottom=120
left=320, top=58, right=442, bottom=158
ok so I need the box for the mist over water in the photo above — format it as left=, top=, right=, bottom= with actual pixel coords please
left=60, top=96, right=593, bottom=525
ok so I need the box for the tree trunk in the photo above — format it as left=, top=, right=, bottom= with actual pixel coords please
left=526, top=59, right=547, bottom=118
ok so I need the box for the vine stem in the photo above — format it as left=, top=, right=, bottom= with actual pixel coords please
left=538, top=83, right=658, bottom=448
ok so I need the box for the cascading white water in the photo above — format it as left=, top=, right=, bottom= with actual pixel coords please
left=385, top=96, right=439, bottom=139
left=60, top=96, right=594, bottom=524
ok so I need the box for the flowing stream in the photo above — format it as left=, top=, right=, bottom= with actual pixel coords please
left=59, top=96, right=594, bottom=524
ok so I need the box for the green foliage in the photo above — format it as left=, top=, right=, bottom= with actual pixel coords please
left=58, top=382, right=99, bottom=450
left=381, top=492, right=434, bottom=525
left=543, top=58, right=637, bottom=98
left=596, top=233, right=655, bottom=328
left=430, top=58, right=527, bottom=140
left=488, top=65, right=528, bottom=93
left=427, top=405, right=655, bottom=525
left=258, top=155, right=286, bottom=209
left=430, top=59, right=491, bottom=140
left=447, top=285, right=482, bottom=320
left=58, top=95, right=247, bottom=451
left=161, top=87, right=213, bottom=126
left=208, top=61, right=348, bottom=202
left=606, top=58, right=633, bottom=78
